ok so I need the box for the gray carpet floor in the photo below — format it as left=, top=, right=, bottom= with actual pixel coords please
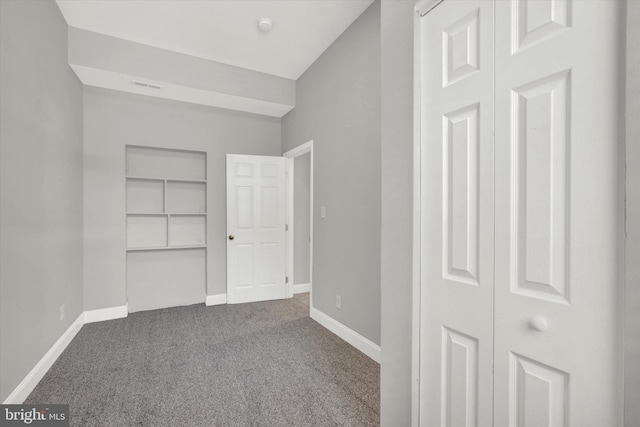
left=26, top=293, right=380, bottom=426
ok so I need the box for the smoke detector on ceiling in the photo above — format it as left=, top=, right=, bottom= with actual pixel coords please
left=257, top=18, right=273, bottom=33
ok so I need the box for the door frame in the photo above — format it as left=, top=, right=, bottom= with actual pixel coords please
left=624, top=1, right=640, bottom=424
left=411, top=2, right=432, bottom=426
left=283, top=141, right=314, bottom=303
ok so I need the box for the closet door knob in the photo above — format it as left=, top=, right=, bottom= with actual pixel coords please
left=228, top=235, right=235, bottom=241
left=529, top=317, right=549, bottom=332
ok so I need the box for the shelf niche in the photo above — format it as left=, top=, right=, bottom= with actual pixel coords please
left=125, top=146, right=207, bottom=250
left=167, top=181, right=206, bottom=214
left=126, top=178, right=164, bottom=213
left=127, top=215, right=168, bottom=248
left=126, top=145, right=206, bottom=181
left=170, top=215, right=206, bottom=247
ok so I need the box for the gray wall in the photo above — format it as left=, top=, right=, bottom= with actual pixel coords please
left=68, top=27, right=295, bottom=114
left=84, top=87, right=281, bottom=310
left=0, top=0, right=84, bottom=402
left=282, top=2, right=382, bottom=345
left=294, top=153, right=311, bottom=285
left=625, top=1, right=640, bottom=425
left=380, top=1, right=415, bottom=424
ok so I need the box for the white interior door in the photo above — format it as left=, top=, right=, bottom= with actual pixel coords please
left=419, top=0, right=622, bottom=426
left=420, top=1, right=495, bottom=425
left=492, top=1, right=621, bottom=425
left=226, top=154, right=287, bottom=304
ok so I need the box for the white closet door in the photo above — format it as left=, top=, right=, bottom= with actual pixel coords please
left=419, top=1, right=495, bottom=425
left=493, top=1, right=622, bottom=426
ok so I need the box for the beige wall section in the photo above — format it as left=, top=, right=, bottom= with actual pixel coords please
left=380, top=1, right=415, bottom=424
left=83, top=87, right=281, bottom=311
left=0, top=0, right=84, bottom=402
left=625, top=1, right=640, bottom=426
left=293, top=153, right=311, bottom=284
left=282, top=2, right=381, bottom=345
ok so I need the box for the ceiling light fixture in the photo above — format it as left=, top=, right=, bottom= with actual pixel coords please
left=257, top=17, right=273, bottom=33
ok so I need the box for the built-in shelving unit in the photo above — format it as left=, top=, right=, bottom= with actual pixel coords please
left=125, top=145, right=208, bottom=313
left=126, top=146, right=207, bottom=251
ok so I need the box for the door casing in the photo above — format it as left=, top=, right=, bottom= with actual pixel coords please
left=283, top=141, right=314, bottom=302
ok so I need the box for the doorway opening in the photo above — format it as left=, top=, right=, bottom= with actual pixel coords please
left=284, top=141, right=314, bottom=314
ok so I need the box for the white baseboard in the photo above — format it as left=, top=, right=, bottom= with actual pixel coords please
left=293, top=283, right=311, bottom=294
left=205, top=293, right=227, bottom=306
left=84, top=304, right=128, bottom=324
left=310, top=307, right=380, bottom=363
left=2, top=313, right=84, bottom=404
left=7, top=300, right=366, bottom=405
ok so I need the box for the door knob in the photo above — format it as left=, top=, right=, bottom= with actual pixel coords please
left=529, top=317, right=549, bottom=332
left=228, top=235, right=235, bottom=240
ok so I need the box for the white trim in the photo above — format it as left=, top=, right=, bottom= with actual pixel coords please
left=285, top=158, right=294, bottom=298
left=2, top=313, right=84, bottom=404
left=310, top=307, right=380, bottom=363
left=412, top=7, right=424, bottom=427
left=3, top=295, right=250, bottom=404
left=283, top=140, right=313, bottom=159
left=84, top=304, right=128, bottom=324
left=283, top=140, right=314, bottom=308
left=293, top=283, right=311, bottom=294
left=415, top=0, right=443, bottom=16
left=205, top=293, right=227, bottom=306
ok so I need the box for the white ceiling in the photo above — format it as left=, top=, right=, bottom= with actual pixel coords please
left=56, top=0, right=374, bottom=80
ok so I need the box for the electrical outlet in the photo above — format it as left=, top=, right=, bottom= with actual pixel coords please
left=336, top=295, right=341, bottom=310
left=59, top=304, right=65, bottom=321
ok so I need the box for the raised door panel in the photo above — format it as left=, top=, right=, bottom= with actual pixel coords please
left=511, top=71, right=570, bottom=303
left=510, top=353, right=569, bottom=427
left=260, top=242, right=280, bottom=287
left=442, top=328, right=479, bottom=427
left=444, top=104, right=480, bottom=286
left=260, top=186, right=279, bottom=230
left=236, top=187, right=254, bottom=230
left=236, top=244, right=254, bottom=288
left=444, top=9, right=480, bottom=86
left=512, top=0, right=571, bottom=54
